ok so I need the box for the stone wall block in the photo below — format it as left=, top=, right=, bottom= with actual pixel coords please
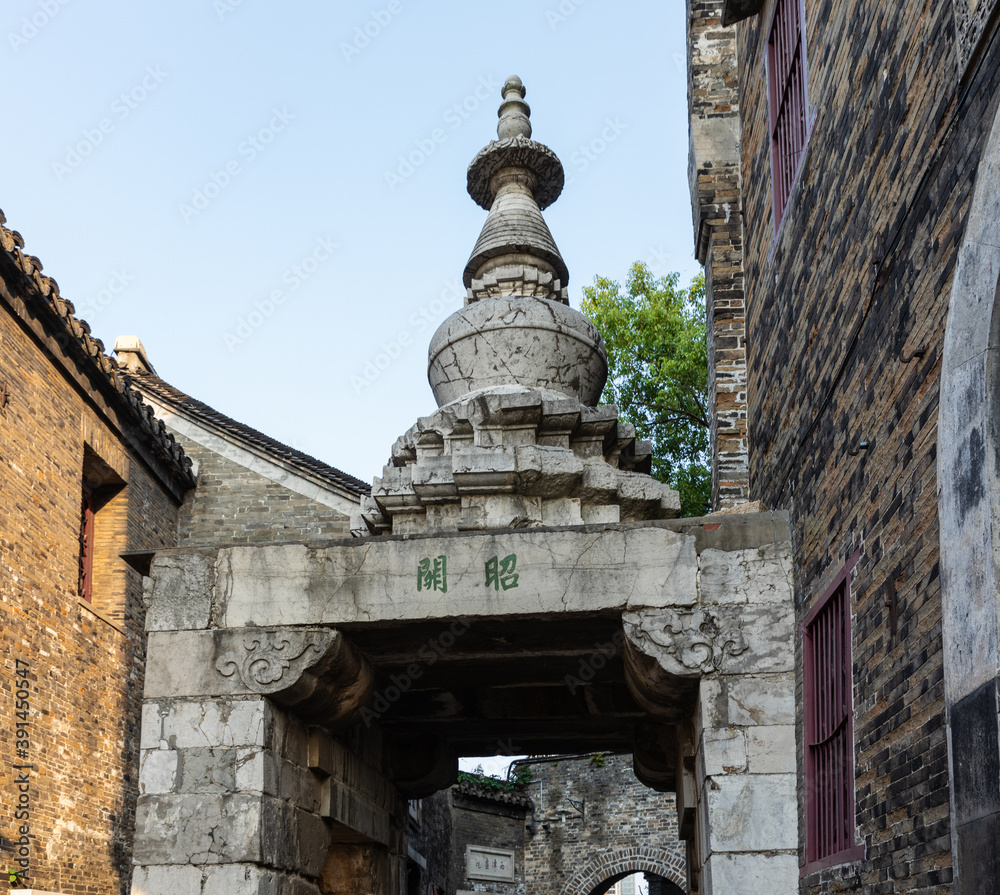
left=704, top=773, right=797, bottom=852
left=141, top=698, right=268, bottom=751
left=698, top=727, right=748, bottom=779
left=725, top=674, right=795, bottom=726
left=131, top=863, right=203, bottom=895
left=140, top=747, right=180, bottom=795
left=146, top=552, right=214, bottom=632
left=703, top=852, right=798, bottom=895
left=133, top=793, right=263, bottom=866
left=746, top=725, right=796, bottom=774
left=698, top=544, right=792, bottom=605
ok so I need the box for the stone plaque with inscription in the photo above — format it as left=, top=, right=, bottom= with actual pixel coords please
left=466, top=845, right=515, bottom=881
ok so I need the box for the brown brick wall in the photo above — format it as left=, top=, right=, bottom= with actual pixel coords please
left=0, top=308, right=180, bottom=895
left=170, top=437, right=353, bottom=548
left=727, top=0, right=1000, bottom=891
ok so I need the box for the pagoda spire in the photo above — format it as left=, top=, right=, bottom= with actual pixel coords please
left=463, top=76, right=570, bottom=304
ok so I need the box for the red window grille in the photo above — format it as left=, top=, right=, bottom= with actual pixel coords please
left=79, top=478, right=96, bottom=602
left=803, top=557, right=863, bottom=870
left=767, top=0, right=808, bottom=228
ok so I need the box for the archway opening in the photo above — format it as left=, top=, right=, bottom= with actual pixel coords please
left=589, top=870, right=685, bottom=895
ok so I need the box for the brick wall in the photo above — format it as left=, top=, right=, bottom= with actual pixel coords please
left=721, top=0, right=1000, bottom=890
left=522, top=754, right=686, bottom=895
left=0, top=308, right=180, bottom=894
left=171, top=437, right=352, bottom=548
left=687, top=0, right=749, bottom=509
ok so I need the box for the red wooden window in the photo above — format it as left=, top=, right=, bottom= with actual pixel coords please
left=803, top=555, right=863, bottom=871
left=767, top=0, right=808, bottom=228
left=79, top=478, right=97, bottom=603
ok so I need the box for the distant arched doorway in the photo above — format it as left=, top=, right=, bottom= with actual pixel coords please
left=561, top=846, right=687, bottom=895
left=588, top=871, right=685, bottom=895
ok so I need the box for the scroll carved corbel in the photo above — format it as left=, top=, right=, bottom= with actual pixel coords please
left=622, top=608, right=749, bottom=718
left=215, top=627, right=373, bottom=726
left=624, top=608, right=748, bottom=677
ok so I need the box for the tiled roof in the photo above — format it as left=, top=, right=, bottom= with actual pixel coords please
left=0, top=210, right=194, bottom=488
left=132, top=372, right=371, bottom=498
left=454, top=777, right=534, bottom=808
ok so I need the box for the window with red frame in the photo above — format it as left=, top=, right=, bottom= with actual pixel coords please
left=767, top=0, right=808, bottom=228
left=79, top=478, right=97, bottom=602
left=803, top=558, right=863, bottom=870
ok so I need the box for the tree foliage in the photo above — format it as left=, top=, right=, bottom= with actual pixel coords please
left=581, top=262, right=711, bottom=517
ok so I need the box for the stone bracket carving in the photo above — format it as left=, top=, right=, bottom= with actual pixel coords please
left=623, top=604, right=794, bottom=719
left=623, top=608, right=748, bottom=678
left=217, top=629, right=332, bottom=694
left=214, top=627, right=374, bottom=727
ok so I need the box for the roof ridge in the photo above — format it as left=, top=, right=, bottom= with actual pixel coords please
left=0, top=209, right=194, bottom=488
left=131, top=372, right=370, bottom=498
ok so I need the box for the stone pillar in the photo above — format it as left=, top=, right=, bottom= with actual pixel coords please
left=131, top=696, right=330, bottom=894
left=130, top=552, right=407, bottom=895
left=691, top=671, right=797, bottom=893
left=686, top=0, right=749, bottom=509
left=624, top=518, right=797, bottom=894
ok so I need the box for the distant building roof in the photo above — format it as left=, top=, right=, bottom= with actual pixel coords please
left=129, top=370, right=370, bottom=500
left=454, top=777, right=534, bottom=809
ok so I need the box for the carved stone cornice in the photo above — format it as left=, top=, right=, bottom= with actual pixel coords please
left=214, top=627, right=374, bottom=727
left=623, top=608, right=748, bottom=678
left=623, top=604, right=794, bottom=718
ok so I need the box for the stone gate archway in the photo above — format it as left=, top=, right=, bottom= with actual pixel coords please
left=129, top=75, right=798, bottom=895
left=561, top=847, right=687, bottom=895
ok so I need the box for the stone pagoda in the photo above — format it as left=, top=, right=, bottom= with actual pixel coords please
left=355, top=75, right=680, bottom=539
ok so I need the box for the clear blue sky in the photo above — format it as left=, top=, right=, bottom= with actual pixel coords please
left=3, top=0, right=700, bottom=484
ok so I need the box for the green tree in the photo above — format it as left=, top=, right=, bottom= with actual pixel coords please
left=581, top=262, right=711, bottom=517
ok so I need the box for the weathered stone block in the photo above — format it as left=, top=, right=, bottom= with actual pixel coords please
left=698, top=544, right=792, bottom=605
left=705, top=773, right=796, bottom=852
left=130, top=863, right=203, bottom=895
left=141, top=698, right=267, bottom=751
left=704, top=852, right=798, bottom=895
left=699, top=727, right=747, bottom=778
left=146, top=552, right=214, bottom=632
left=725, top=674, right=795, bottom=726
left=745, top=725, right=796, bottom=774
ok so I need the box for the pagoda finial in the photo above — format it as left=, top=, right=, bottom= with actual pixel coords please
left=497, top=75, right=531, bottom=140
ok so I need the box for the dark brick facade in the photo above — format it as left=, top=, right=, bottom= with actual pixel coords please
left=689, top=0, right=1000, bottom=891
